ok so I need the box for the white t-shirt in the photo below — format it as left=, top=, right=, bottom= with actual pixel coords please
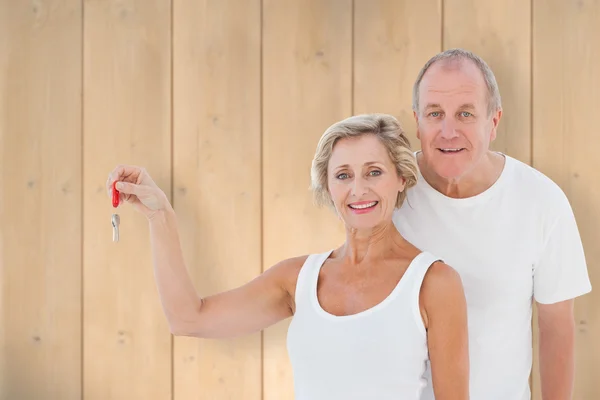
left=392, top=152, right=592, bottom=400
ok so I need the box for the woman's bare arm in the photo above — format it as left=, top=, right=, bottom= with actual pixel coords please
left=421, top=262, right=470, bottom=400
left=148, top=205, right=302, bottom=339
left=107, top=165, right=302, bottom=339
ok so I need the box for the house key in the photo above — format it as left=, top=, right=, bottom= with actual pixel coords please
left=112, top=180, right=120, bottom=243
left=112, top=214, right=120, bottom=242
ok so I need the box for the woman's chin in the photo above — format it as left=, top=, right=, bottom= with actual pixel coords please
left=341, top=216, right=389, bottom=234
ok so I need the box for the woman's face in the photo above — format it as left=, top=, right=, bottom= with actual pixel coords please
left=327, top=134, right=406, bottom=231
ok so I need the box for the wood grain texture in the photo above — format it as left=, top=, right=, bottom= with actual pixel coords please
left=353, top=0, right=442, bottom=148
left=1, top=1, right=599, bottom=398
left=262, top=0, right=352, bottom=398
left=82, top=0, right=172, bottom=398
left=0, top=1, right=82, bottom=399
left=443, top=0, right=532, bottom=165
left=532, top=1, right=600, bottom=399
left=172, top=0, right=262, bottom=398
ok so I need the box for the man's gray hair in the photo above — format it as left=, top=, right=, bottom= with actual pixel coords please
left=412, top=48, right=502, bottom=116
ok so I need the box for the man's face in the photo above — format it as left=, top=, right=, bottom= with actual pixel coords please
left=414, top=60, right=501, bottom=181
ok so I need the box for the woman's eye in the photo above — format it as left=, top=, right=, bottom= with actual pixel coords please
left=461, top=111, right=472, bottom=117
left=336, top=173, right=348, bottom=180
left=369, top=170, right=381, bottom=176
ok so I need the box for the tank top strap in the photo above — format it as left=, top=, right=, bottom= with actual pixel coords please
left=293, top=250, right=333, bottom=314
left=403, top=251, right=444, bottom=337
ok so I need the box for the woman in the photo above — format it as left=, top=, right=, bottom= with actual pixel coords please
left=106, top=113, right=469, bottom=399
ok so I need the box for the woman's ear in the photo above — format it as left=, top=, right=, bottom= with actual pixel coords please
left=398, top=175, right=407, bottom=192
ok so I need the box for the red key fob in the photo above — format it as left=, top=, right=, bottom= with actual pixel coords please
left=112, top=181, right=120, bottom=208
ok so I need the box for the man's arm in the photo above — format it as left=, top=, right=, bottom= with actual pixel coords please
left=536, top=299, right=576, bottom=400
left=532, top=186, right=592, bottom=399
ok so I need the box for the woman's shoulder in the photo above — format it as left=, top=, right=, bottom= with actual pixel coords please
left=265, top=253, right=324, bottom=312
left=418, top=259, right=467, bottom=330
left=269, top=254, right=311, bottom=275
left=263, top=254, right=309, bottom=284
left=422, top=260, right=463, bottom=293
left=424, top=259, right=460, bottom=280
left=420, top=260, right=466, bottom=309
left=265, top=253, right=321, bottom=291
left=271, top=249, right=334, bottom=275
left=270, top=250, right=335, bottom=298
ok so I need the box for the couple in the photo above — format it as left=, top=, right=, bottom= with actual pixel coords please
left=106, top=49, right=592, bottom=399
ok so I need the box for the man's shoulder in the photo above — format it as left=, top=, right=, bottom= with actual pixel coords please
left=504, top=155, right=570, bottom=205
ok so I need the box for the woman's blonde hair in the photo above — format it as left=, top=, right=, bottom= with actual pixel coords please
left=310, top=113, right=418, bottom=209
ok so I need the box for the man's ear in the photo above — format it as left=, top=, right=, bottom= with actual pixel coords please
left=413, top=110, right=420, bottom=139
left=489, top=108, right=502, bottom=142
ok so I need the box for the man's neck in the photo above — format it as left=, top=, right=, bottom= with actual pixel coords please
left=417, top=151, right=506, bottom=199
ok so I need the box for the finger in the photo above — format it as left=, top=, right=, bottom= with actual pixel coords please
left=115, top=181, right=144, bottom=195
left=107, top=164, right=142, bottom=195
left=107, top=175, right=122, bottom=197
left=108, top=164, right=143, bottom=184
left=106, top=175, right=117, bottom=197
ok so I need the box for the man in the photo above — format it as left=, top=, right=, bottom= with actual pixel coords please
left=393, top=48, right=592, bottom=400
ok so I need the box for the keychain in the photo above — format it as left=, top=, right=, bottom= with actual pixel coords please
left=112, top=181, right=120, bottom=242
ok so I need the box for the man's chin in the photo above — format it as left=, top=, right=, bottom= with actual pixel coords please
left=431, top=161, right=470, bottom=182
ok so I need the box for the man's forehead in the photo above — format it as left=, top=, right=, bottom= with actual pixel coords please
left=420, top=74, right=486, bottom=108
left=424, top=102, right=478, bottom=110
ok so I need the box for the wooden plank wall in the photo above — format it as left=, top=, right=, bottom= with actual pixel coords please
left=172, top=1, right=262, bottom=399
left=82, top=1, right=173, bottom=399
left=0, top=0, right=597, bottom=399
left=532, top=2, right=600, bottom=399
left=0, top=1, right=83, bottom=399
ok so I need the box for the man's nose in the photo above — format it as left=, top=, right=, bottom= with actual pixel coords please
left=441, top=119, right=460, bottom=139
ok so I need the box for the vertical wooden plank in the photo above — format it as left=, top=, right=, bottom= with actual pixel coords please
left=262, top=1, right=352, bottom=398
left=172, top=0, right=262, bottom=399
left=443, top=0, right=531, bottom=165
left=0, top=1, right=82, bottom=399
left=532, top=1, right=600, bottom=399
left=444, top=0, right=535, bottom=396
left=353, top=0, right=442, bottom=148
left=83, top=1, right=172, bottom=399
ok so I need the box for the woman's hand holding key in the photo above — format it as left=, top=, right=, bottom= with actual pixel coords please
left=106, top=164, right=171, bottom=220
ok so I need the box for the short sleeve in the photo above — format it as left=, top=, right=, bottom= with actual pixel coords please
left=533, top=194, right=592, bottom=304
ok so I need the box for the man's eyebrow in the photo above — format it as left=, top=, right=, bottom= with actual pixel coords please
left=423, top=103, right=477, bottom=110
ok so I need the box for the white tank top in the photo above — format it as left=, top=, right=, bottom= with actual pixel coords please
left=286, top=250, right=441, bottom=400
